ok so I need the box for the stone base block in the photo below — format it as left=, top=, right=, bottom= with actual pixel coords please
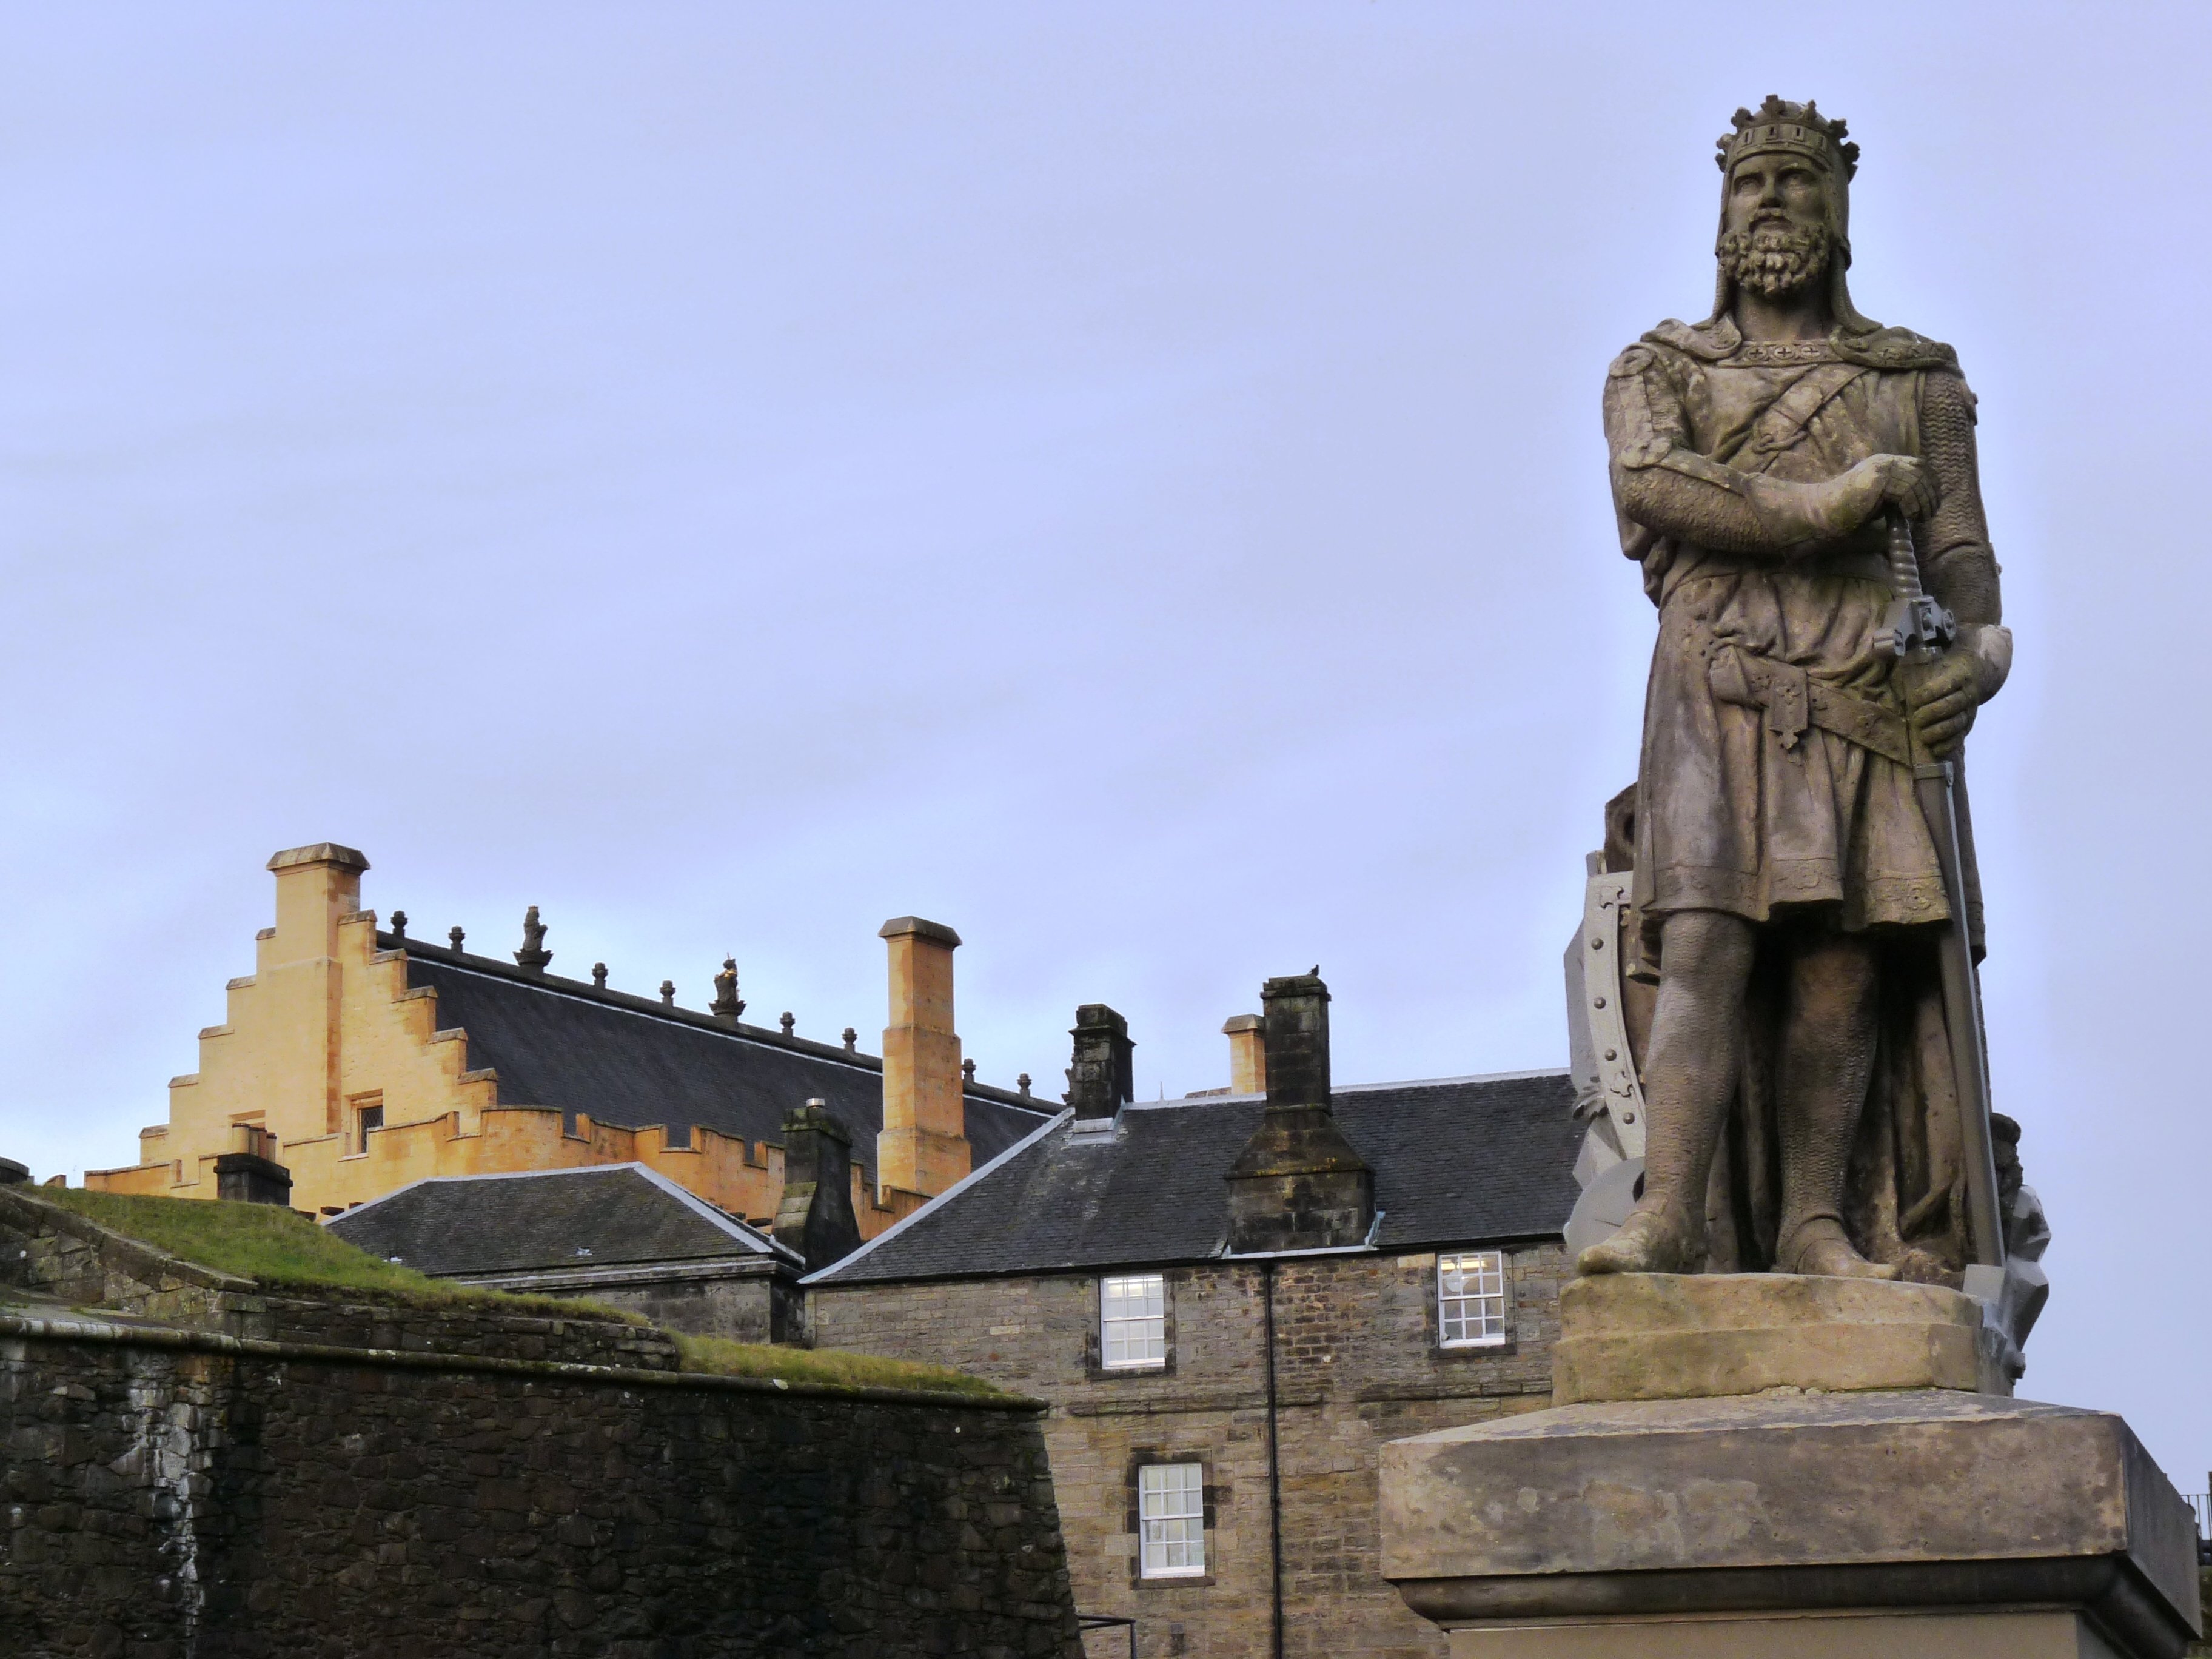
left=1382, top=1390, right=2201, bottom=1659
left=1441, top=1608, right=2119, bottom=1659
left=1553, top=1272, right=2011, bottom=1404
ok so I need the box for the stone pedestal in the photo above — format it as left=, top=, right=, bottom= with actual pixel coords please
left=1381, top=1276, right=2202, bottom=1659
left=1553, top=1272, right=2014, bottom=1404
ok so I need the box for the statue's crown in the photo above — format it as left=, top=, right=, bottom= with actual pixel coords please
left=1715, top=95, right=1859, bottom=179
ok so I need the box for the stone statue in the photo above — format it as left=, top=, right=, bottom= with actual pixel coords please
left=1578, top=98, right=2016, bottom=1285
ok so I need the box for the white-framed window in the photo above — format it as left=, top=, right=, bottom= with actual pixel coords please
left=1138, top=1462, right=1205, bottom=1578
left=1437, top=1250, right=1509, bottom=1347
left=1100, top=1272, right=1167, bottom=1370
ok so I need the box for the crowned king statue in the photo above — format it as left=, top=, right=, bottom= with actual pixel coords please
left=1578, top=98, right=2023, bottom=1287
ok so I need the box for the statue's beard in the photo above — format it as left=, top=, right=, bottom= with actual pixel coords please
left=1718, top=218, right=1833, bottom=300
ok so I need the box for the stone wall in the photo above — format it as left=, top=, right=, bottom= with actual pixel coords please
left=1, top=1315, right=1083, bottom=1658
left=1, top=1186, right=679, bottom=1370
left=811, top=1242, right=1566, bottom=1658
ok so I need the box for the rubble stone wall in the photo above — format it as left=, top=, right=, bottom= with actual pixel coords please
left=0, top=1320, right=1082, bottom=1659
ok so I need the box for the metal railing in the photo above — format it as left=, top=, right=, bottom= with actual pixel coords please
left=1077, top=1612, right=1137, bottom=1658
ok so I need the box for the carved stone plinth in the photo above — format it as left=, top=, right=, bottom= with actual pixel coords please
left=1381, top=1390, right=2202, bottom=1659
left=1553, top=1271, right=2013, bottom=1405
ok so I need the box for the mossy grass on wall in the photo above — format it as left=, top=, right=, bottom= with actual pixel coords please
left=31, top=1187, right=638, bottom=1321
left=674, top=1333, right=1010, bottom=1399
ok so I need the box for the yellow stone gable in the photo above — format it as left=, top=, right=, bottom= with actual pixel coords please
left=87, top=845, right=930, bottom=1238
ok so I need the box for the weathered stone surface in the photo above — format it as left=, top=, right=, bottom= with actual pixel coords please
left=1381, top=1390, right=2200, bottom=1658
left=0, top=1314, right=1084, bottom=1658
left=813, top=1242, right=1572, bottom=1658
left=1552, top=1272, right=2009, bottom=1404
left=1437, top=1607, right=2122, bottom=1658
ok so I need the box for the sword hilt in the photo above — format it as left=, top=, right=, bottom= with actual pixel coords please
left=1873, top=509, right=1956, bottom=664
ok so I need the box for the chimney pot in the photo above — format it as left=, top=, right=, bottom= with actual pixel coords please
left=660, top=979, right=677, bottom=1007
left=389, top=910, right=408, bottom=940
left=842, top=1027, right=857, bottom=1053
left=1017, top=1073, right=1031, bottom=1098
left=781, top=1012, right=796, bottom=1037
left=449, top=926, right=466, bottom=951
left=592, top=963, right=608, bottom=990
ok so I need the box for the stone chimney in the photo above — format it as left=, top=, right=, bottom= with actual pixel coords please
left=264, top=843, right=370, bottom=1141
left=215, top=1124, right=293, bottom=1206
left=773, top=1099, right=862, bottom=1272
left=1224, top=971, right=1373, bottom=1254
left=1068, top=1005, right=1134, bottom=1131
left=876, top=917, right=970, bottom=1196
left=1223, top=1014, right=1266, bottom=1094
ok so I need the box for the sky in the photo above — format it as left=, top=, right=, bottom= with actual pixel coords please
left=1, top=4, right=2206, bottom=1490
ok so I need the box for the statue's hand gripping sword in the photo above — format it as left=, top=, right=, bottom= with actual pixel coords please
left=1874, top=509, right=2007, bottom=1276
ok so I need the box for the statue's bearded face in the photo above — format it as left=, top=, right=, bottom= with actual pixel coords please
left=1720, top=152, right=1834, bottom=299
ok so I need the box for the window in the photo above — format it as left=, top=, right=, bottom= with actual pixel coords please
left=1100, top=1273, right=1167, bottom=1370
left=1437, top=1250, right=1509, bottom=1347
left=354, top=1097, right=384, bottom=1153
left=1138, top=1463, right=1205, bottom=1578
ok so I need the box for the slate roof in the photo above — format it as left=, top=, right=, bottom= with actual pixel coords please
left=326, top=1163, right=792, bottom=1276
left=382, top=934, right=1051, bottom=1182
left=810, top=1070, right=1581, bottom=1284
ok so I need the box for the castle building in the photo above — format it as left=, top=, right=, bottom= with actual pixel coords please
left=87, top=842, right=1050, bottom=1233
left=806, top=979, right=1582, bottom=1658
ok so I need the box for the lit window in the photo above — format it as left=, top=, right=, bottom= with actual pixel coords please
left=1100, top=1273, right=1167, bottom=1370
left=1138, top=1463, right=1205, bottom=1578
left=1437, top=1250, right=1509, bottom=1347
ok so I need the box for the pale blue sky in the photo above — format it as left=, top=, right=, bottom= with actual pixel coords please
left=2, top=5, right=2205, bottom=1489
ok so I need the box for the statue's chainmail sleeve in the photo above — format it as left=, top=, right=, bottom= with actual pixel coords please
left=1915, top=370, right=2000, bottom=625
left=1604, top=346, right=1785, bottom=558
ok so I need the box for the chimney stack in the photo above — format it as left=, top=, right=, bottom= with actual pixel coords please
left=1222, top=1014, right=1266, bottom=1094
left=1225, top=971, right=1373, bottom=1254
left=774, top=1099, right=862, bottom=1272
left=1067, top=1005, right=1134, bottom=1131
left=876, top=917, right=970, bottom=1196
left=264, top=843, right=370, bottom=1141
left=215, top=1124, right=293, bottom=1207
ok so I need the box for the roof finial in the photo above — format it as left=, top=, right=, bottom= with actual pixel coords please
left=660, top=979, right=677, bottom=1007
left=842, top=1027, right=858, bottom=1054
left=779, top=1011, right=796, bottom=1037
left=449, top=925, right=466, bottom=951
left=1017, top=1073, right=1032, bottom=1098
left=389, top=910, right=408, bottom=940
left=515, top=905, right=552, bottom=974
left=711, top=957, right=745, bottom=1022
left=962, top=1058, right=977, bottom=1085
left=591, top=962, right=608, bottom=990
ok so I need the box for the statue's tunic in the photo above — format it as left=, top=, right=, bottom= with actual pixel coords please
left=1603, top=318, right=1993, bottom=945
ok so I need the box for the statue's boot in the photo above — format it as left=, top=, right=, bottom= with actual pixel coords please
left=1576, top=1196, right=1701, bottom=1276
left=1774, top=1215, right=1898, bottom=1281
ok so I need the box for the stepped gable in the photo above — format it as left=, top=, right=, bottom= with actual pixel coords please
left=327, top=1163, right=796, bottom=1278
left=388, top=934, right=1048, bottom=1169
left=811, top=1069, right=1582, bottom=1284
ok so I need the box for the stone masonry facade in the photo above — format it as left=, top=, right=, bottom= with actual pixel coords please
left=811, top=1242, right=1567, bottom=1658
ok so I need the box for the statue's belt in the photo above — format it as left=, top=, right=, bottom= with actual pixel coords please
left=1704, top=638, right=1912, bottom=767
